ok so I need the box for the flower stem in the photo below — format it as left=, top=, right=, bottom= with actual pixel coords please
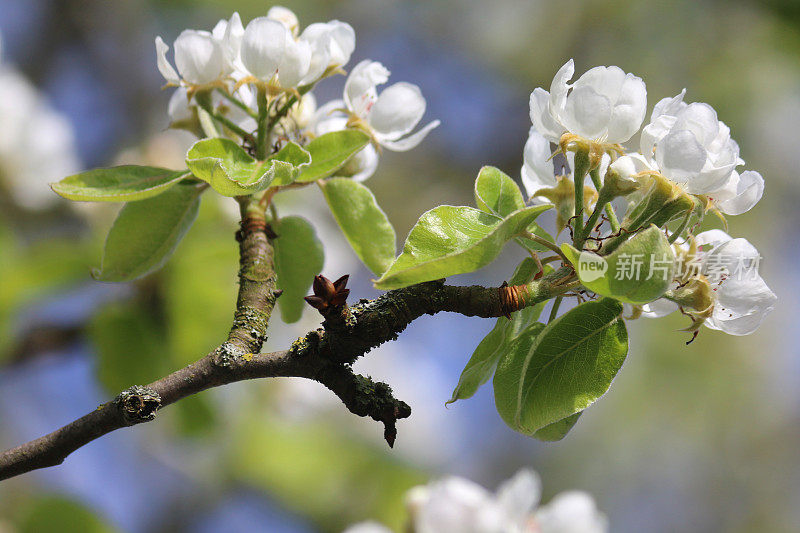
left=256, top=86, right=269, bottom=160
left=572, top=150, right=591, bottom=249
left=668, top=208, right=693, bottom=244
left=589, top=167, right=620, bottom=232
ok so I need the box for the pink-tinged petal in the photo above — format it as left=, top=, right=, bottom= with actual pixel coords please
left=155, top=36, right=180, bottom=85
left=344, top=60, right=389, bottom=117
left=376, top=120, right=440, bottom=151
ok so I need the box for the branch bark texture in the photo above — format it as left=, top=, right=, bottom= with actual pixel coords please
left=0, top=204, right=573, bottom=480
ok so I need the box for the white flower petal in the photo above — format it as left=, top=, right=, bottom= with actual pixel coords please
left=529, top=88, right=564, bottom=142
left=562, top=85, right=613, bottom=140
left=344, top=60, right=390, bottom=117
left=495, top=469, right=541, bottom=527
left=342, top=522, right=393, bottom=533
left=368, top=82, right=426, bottom=138
left=522, top=128, right=557, bottom=198
left=606, top=74, right=647, bottom=143
left=641, top=298, right=678, bottom=318
left=173, top=30, right=225, bottom=85
left=377, top=120, right=440, bottom=152
left=326, top=20, right=356, bottom=66
left=716, top=170, right=764, bottom=215
left=534, top=491, right=608, bottom=533
left=222, top=12, right=245, bottom=67
left=549, top=59, right=575, bottom=115
left=241, top=17, right=288, bottom=81
left=277, top=38, right=311, bottom=88
left=155, top=36, right=180, bottom=85
left=168, top=87, right=193, bottom=123
left=267, top=6, right=299, bottom=35
left=655, top=129, right=707, bottom=184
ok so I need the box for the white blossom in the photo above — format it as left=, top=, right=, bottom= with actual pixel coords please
left=0, top=65, right=80, bottom=209
left=240, top=17, right=290, bottom=82
left=695, top=230, right=776, bottom=335
left=406, top=470, right=540, bottom=533
left=342, top=60, right=440, bottom=151
left=267, top=5, right=300, bottom=35
left=533, top=491, right=608, bottom=533
left=530, top=59, right=647, bottom=144
left=640, top=90, right=743, bottom=195
left=343, top=470, right=607, bottom=533
left=156, top=29, right=226, bottom=86
left=636, top=230, right=776, bottom=335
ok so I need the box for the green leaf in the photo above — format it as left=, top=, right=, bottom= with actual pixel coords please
left=273, top=216, right=325, bottom=323
left=561, top=225, right=675, bottom=305
left=494, top=298, right=627, bottom=436
left=51, top=166, right=189, bottom=202
left=447, top=258, right=548, bottom=404
left=296, top=130, right=371, bottom=182
left=94, top=183, right=203, bottom=282
left=320, top=178, right=396, bottom=276
left=375, top=205, right=551, bottom=290
left=474, top=166, right=526, bottom=217
left=533, top=412, right=582, bottom=441
left=186, top=138, right=310, bottom=196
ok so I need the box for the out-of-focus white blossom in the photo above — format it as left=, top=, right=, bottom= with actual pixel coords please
left=0, top=61, right=80, bottom=209
left=344, top=469, right=607, bottom=533
left=341, top=60, right=440, bottom=151
left=533, top=491, right=608, bottom=533
left=529, top=59, right=647, bottom=145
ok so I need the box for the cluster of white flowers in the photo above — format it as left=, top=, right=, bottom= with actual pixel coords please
left=344, top=469, right=606, bottom=533
left=156, top=6, right=438, bottom=181
left=0, top=34, right=80, bottom=209
left=521, top=60, right=774, bottom=336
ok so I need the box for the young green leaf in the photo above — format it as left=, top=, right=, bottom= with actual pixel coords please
left=320, top=178, right=396, bottom=276
left=494, top=298, right=627, bottom=436
left=186, top=138, right=310, bottom=196
left=533, top=412, right=582, bottom=441
left=375, top=205, right=551, bottom=290
left=273, top=216, right=325, bottom=323
left=474, top=166, right=526, bottom=217
left=94, top=183, right=203, bottom=282
left=447, top=258, right=549, bottom=405
left=51, top=166, right=190, bottom=202
left=561, top=225, right=675, bottom=305
left=295, top=130, right=371, bottom=183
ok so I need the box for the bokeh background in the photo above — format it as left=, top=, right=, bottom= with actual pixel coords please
left=0, top=0, right=799, bottom=531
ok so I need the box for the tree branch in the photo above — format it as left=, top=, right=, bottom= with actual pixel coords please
left=0, top=204, right=574, bottom=480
